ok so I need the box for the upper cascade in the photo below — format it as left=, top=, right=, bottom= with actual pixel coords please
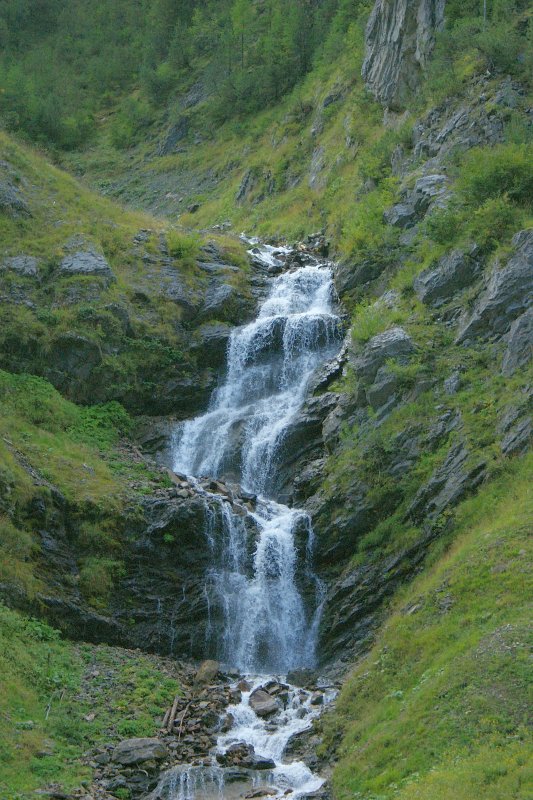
left=172, top=243, right=342, bottom=674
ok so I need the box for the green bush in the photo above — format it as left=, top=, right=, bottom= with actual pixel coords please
left=457, top=143, right=533, bottom=206
left=166, top=230, right=201, bottom=259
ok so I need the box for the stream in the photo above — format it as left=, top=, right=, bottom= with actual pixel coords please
left=155, top=239, right=343, bottom=800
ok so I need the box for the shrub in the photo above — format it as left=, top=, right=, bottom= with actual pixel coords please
left=166, top=230, right=200, bottom=259
left=457, top=143, right=533, bottom=206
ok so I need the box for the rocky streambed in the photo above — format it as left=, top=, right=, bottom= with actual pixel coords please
left=87, top=661, right=336, bottom=800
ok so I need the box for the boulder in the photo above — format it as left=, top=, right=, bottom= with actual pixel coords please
left=194, top=659, right=220, bottom=685
left=414, top=245, right=482, bottom=306
left=501, top=308, right=533, bottom=377
left=362, top=0, right=445, bottom=110
left=1, top=255, right=39, bottom=277
left=367, top=365, right=399, bottom=410
left=456, top=230, right=533, bottom=343
left=249, top=689, right=281, bottom=717
left=59, top=250, right=115, bottom=282
left=113, top=738, right=168, bottom=765
left=353, top=327, right=415, bottom=385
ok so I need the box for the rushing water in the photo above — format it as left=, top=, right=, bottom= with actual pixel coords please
left=166, top=240, right=342, bottom=799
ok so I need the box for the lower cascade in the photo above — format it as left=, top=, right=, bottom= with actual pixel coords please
left=162, top=240, right=342, bottom=799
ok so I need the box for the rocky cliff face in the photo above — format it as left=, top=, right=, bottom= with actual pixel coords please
left=362, top=0, right=445, bottom=110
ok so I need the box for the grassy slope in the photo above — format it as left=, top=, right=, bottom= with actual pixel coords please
left=323, top=456, right=532, bottom=800
left=0, top=604, right=181, bottom=800
left=0, top=132, right=250, bottom=413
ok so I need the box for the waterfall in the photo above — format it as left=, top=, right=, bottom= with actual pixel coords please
left=172, top=246, right=341, bottom=674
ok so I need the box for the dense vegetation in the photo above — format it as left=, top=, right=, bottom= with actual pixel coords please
left=0, top=0, right=531, bottom=153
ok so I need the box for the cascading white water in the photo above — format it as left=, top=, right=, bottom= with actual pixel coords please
left=164, top=242, right=341, bottom=800
left=173, top=257, right=340, bottom=673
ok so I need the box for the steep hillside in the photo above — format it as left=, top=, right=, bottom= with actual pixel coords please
left=0, top=0, right=532, bottom=799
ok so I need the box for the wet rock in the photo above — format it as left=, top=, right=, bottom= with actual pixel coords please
left=112, top=738, right=168, bottom=765
left=414, top=245, right=482, bottom=306
left=354, top=327, right=415, bottom=385
left=58, top=250, right=115, bottom=282
left=198, top=282, right=237, bottom=322
left=1, top=255, right=39, bottom=277
left=249, top=689, right=281, bottom=717
left=193, top=323, right=232, bottom=368
left=286, top=669, right=318, bottom=689
left=362, top=0, right=445, bottom=110
left=456, top=230, right=533, bottom=343
left=501, top=308, right=533, bottom=377
left=216, top=742, right=275, bottom=770
left=45, top=333, right=102, bottom=400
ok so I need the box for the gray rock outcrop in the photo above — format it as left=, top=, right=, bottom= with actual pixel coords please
left=354, top=327, right=415, bottom=384
left=384, top=174, right=449, bottom=228
left=456, top=230, right=533, bottom=343
left=0, top=255, right=39, bottom=277
left=59, top=250, right=115, bottom=282
left=362, top=0, right=445, bottom=110
left=414, top=245, right=482, bottom=306
left=501, top=308, right=533, bottom=377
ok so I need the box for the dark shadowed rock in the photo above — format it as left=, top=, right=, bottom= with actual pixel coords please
left=501, top=308, right=533, bottom=377
left=59, top=250, right=115, bottom=282
left=456, top=230, right=533, bottom=343
left=362, top=0, right=445, bottom=110
left=193, top=323, right=232, bottom=368
left=414, top=245, right=482, bottom=306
